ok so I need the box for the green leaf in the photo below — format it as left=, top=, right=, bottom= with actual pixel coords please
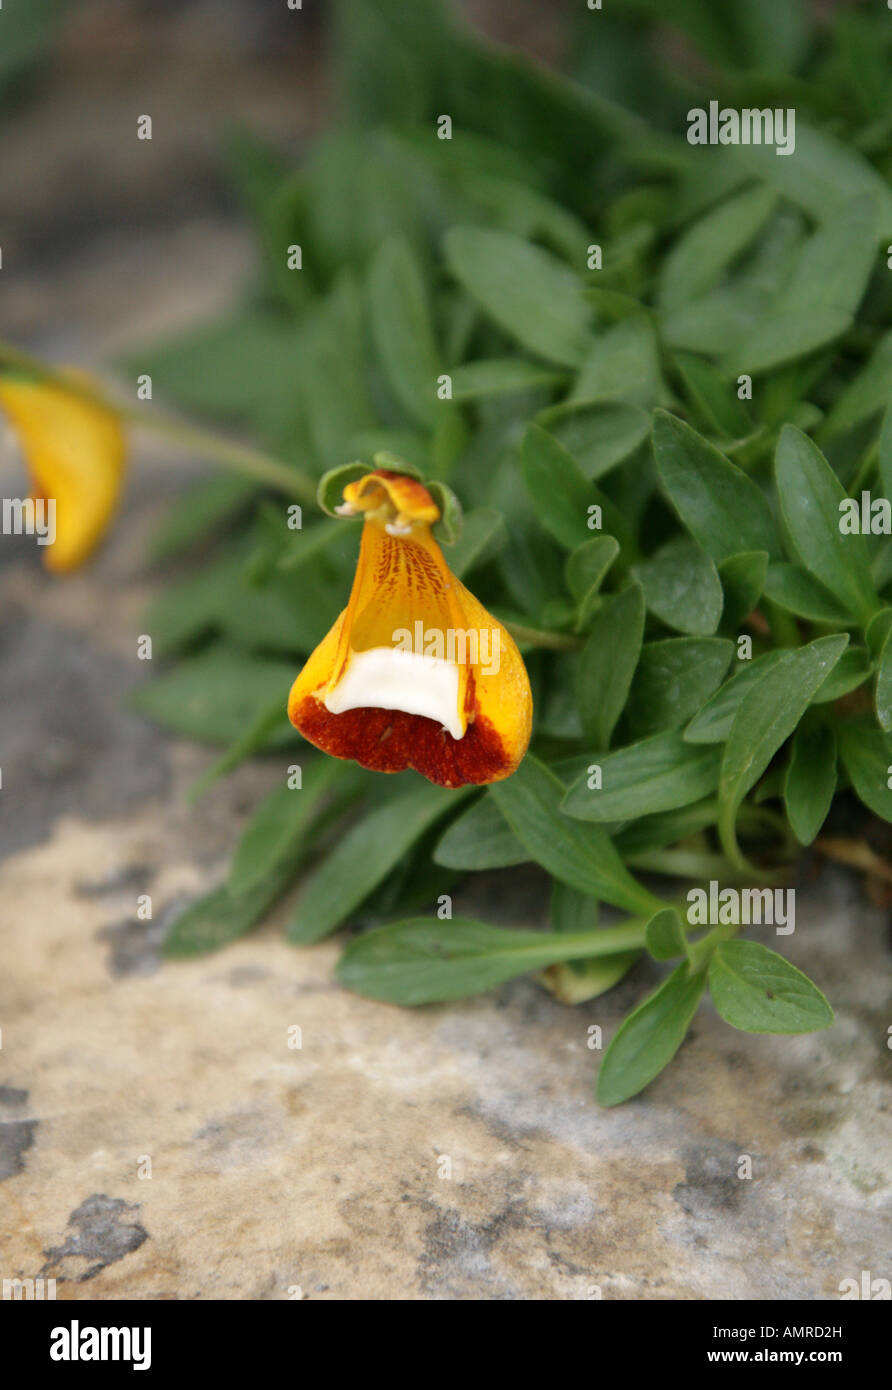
left=565, top=535, right=620, bottom=626
left=446, top=507, right=506, bottom=578
left=613, top=798, right=720, bottom=858
left=294, top=275, right=380, bottom=470
left=223, top=127, right=307, bottom=312
left=521, top=422, right=606, bottom=550
left=575, top=583, right=646, bottom=749
left=188, top=696, right=291, bottom=802
left=723, top=122, right=892, bottom=238
left=571, top=315, right=662, bottom=408
left=126, top=309, right=310, bottom=439
left=725, top=195, right=878, bottom=374
left=673, top=352, right=753, bottom=440
left=132, top=644, right=296, bottom=747
left=538, top=400, right=651, bottom=481
left=596, top=963, right=706, bottom=1107
left=810, top=646, right=872, bottom=704
left=288, top=780, right=468, bottom=943
left=763, top=562, right=851, bottom=624
left=708, top=941, right=834, bottom=1034
left=660, top=208, right=804, bottom=357
left=563, top=733, right=721, bottom=823
left=718, top=551, right=769, bottom=630
left=143, top=550, right=242, bottom=656
left=549, top=880, right=598, bottom=933
left=718, top=635, right=849, bottom=860
left=775, top=425, right=878, bottom=624
left=879, top=404, right=892, bottom=509
left=683, top=651, right=788, bottom=743
left=490, top=756, right=660, bottom=915
left=726, top=309, right=851, bottom=377
left=625, top=637, right=734, bottom=738
left=495, top=499, right=569, bottom=615
left=336, top=915, right=648, bottom=1006
left=836, top=720, right=892, bottom=823
left=653, top=410, right=782, bottom=562
left=658, top=184, right=777, bottom=313
left=142, top=531, right=339, bottom=659
left=826, top=329, right=892, bottom=435
left=789, top=191, right=884, bottom=293
left=876, top=634, right=892, bottom=733
left=622, top=0, right=807, bottom=72
left=444, top=227, right=592, bottom=367
left=433, top=793, right=527, bottom=870
left=147, top=475, right=258, bottom=563
left=277, top=519, right=349, bottom=574
left=221, top=566, right=340, bottom=656
left=450, top=358, right=566, bottom=400
left=784, top=722, right=836, bottom=846
left=368, top=235, right=441, bottom=428
left=163, top=858, right=299, bottom=958
left=228, top=759, right=353, bottom=896
left=727, top=0, right=809, bottom=72
left=645, top=907, right=688, bottom=963
left=865, top=607, right=892, bottom=663
left=632, top=536, right=723, bottom=636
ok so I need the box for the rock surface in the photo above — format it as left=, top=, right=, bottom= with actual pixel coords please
left=2, top=722, right=891, bottom=1299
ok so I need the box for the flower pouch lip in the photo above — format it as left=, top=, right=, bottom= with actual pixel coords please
left=287, top=465, right=533, bottom=788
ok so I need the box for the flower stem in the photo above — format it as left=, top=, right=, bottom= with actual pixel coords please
left=118, top=405, right=317, bottom=504
left=504, top=622, right=584, bottom=651
left=0, top=338, right=317, bottom=505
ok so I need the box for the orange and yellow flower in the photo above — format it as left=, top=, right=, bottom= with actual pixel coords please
left=0, top=374, right=126, bottom=572
left=288, top=468, right=532, bottom=788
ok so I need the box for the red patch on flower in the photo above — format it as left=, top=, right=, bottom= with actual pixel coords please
left=292, top=697, right=512, bottom=789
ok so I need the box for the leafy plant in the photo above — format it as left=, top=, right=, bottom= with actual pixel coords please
left=132, top=0, right=892, bottom=1104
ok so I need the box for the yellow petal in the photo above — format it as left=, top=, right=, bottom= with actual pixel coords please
left=289, top=469, right=532, bottom=787
left=0, top=376, right=126, bottom=572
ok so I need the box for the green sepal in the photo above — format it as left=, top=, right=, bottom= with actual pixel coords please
left=427, top=479, right=463, bottom=546
left=316, top=461, right=374, bottom=518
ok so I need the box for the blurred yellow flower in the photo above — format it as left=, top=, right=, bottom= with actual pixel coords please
left=0, top=375, right=126, bottom=572
left=288, top=468, right=532, bottom=788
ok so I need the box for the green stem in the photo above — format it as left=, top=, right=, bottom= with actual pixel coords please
left=0, top=338, right=317, bottom=505
left=504, top=622, right=584, bottom=651
left=625, top=848, right=743, bottom=880
left=543, top=919, right=650, bottom=958
left=687, top=921, right=738, bottom=974
left=118, top=405, right=317, bottom=504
